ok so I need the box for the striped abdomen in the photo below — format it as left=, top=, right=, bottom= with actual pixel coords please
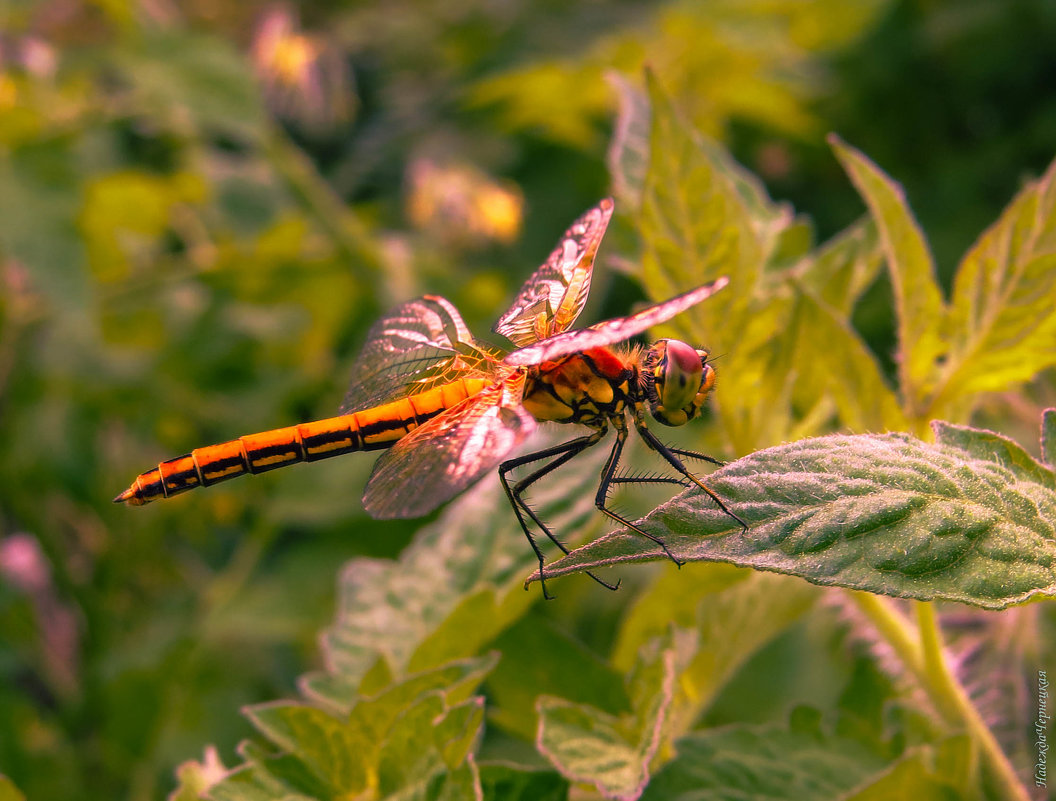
left=114, top=377, right=490, bottom=506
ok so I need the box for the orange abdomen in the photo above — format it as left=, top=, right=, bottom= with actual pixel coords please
left=115, top=377, right=489, bottom=506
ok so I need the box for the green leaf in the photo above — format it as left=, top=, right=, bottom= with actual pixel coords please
left=1043, top=408, right=1056, bottom=466
left=843, top=743, right=970, bottom=801
left=244, top=703, right=372, bottom=794
left=207, top=741, right=336, bottom=801
left=299, top=489, right=534, bottom=707
left=667, top=572, right=817, bottom=739
left=407, top=588, right=522, bottom=675
left=611, top=563, right=749, bottom=671
left=834, top=658, right=902, bottom=758
left=0, top=776, right=26, bottom=801
left=799, top=217, right=882, bottom=317
left=536, top=641, right=675, bottom=801
left=80, top=169, right=207, bottom=283
left=611, top=567, right=817, bottom=742
left=376, top=693, right=484, bottom=799
left=220, top=657, right=495, bottom=801
left=640, top=723, right=892, bottom=801
left=943, top=156, right=1056, bottom=399
left=529, top=423, right=1056, bottom=609
left=829, top=135, right=947, bottom=418
left=486, top=613, right=629, bottom=742
left=478, top=762, right=568, bottom=801
left=787, top=288, right=905, bottom=432
left=346, top=655, right=497, bottom=751
left=932, top=420, right=1056, bottom=490
left=614, top=72, right=794, bottom=251
left=639, top=72, right=762, bottom=331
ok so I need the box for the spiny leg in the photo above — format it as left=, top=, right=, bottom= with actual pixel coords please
left=595, top=426, right=684, bottom=566
left=635, top=423, right=749, bottom=531
left=666, top=446, right=726, bottom=468
left=499, top=431, right=618, bottom=597
left=608, top=475, right=691, bottom=489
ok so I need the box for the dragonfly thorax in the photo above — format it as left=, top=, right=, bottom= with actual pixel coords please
left=520, top=347, right=634, bottom=427
left=643, top=339, right=714, bottom=427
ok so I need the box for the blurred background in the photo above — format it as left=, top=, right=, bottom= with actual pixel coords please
left=2, top=0, right=1056, bottom=798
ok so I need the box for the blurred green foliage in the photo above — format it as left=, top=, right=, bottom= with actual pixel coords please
left=2, top=1, right=1055, bottom=800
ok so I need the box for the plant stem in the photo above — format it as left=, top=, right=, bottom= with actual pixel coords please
left=851, top=593, right=1030, bottom=801
left=914, top=601, right=1030, bottom=801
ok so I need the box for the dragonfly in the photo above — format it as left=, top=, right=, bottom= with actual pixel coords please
left=114, top=198, right=746, bottom=596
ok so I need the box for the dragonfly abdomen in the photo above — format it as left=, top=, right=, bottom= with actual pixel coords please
left=114, top=377, right=490, bottom=506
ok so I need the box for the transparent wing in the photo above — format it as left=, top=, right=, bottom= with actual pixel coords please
left=361, top=373, right=535, bottom=519
left=504, top=277, right=729, bottom=366
left=493, top=198, right=614, bottom=347
left=342, top=295, right=497, bottom=413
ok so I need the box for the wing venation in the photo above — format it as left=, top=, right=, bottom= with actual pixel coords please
left=361, top=374, right=534, bottom=519
left=342, top=295, right=494, bottom=412
left=504, top=277, right=729, bottom=366
left=493, top=199, right=614, bottom=347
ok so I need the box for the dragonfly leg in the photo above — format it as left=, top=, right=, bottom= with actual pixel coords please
left=609, top=474, right=691, bottom=489
left=634, top=423, right=749, bottom=532
left=499, top=430, right=619, bottom=597
left=595, top=425, right=684, bottom=566
left=665, top=447, right=726, bottom=468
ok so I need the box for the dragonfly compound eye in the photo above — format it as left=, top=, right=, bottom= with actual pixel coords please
left=648, top=339, right=712, bottom=427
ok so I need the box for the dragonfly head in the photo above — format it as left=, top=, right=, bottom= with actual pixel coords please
left=644, top=339, right=715, bottom=427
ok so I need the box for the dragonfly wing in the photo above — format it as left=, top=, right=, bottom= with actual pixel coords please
left=342, top=295, right=494, bottom=413
left=493, top=199, right=614, bottom=347
left=504, top=277, right=729, bottom=366
left=362, top=373, right=535, bottom=519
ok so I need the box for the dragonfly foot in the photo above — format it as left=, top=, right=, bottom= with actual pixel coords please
left=587, top=570, right=621, bottom=592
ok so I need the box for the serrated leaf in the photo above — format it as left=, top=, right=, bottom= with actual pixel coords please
left=376, top=693, right=484, bottom=798
left=789, top=288, right=905, bottom=432
left=536, top=644, right=674, bottom=801
left=942, top=156, right=1056, bottom=401
left=478, top=762, right=568, bottom=801
left=300, top=486, right=534, bottom=707
left=616, top=71, right=793, bottom=252
left=300, top=433, right=607, bottom=709
left=228, top=658, right=493, bottom=801
left=244, top=703, right=372, bottom=794
left=830, top=136, right=947, bottom=418
left=639, top=72, right=761, bottom=331
left=640, top=724, right=891, bottom=801
left=347, top=655, right=497, bottom=759
left=932, top=420, right=1056, bottom=490
left=799, top=217, right=882, bottom=317
left=206, top=741, right=330, bottom=801
left=529, top=425, right=1056, bottom=609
